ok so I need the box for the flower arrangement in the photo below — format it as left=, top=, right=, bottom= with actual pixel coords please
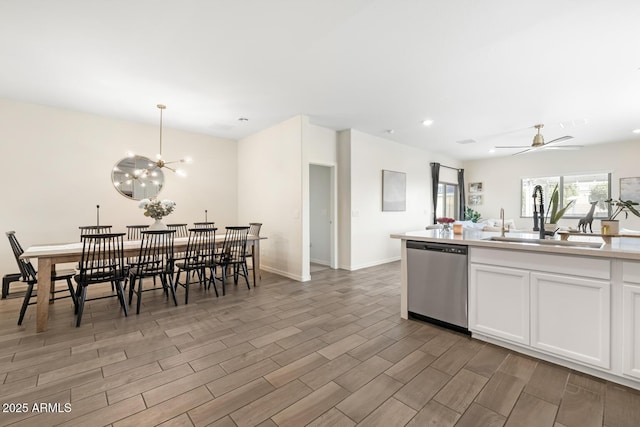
left=139, top=198, right=176, bottom=220
left=436, top=217, right=455, bottom=225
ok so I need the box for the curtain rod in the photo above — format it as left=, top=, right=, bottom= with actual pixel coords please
left=430, top=162, right=462, bottom=172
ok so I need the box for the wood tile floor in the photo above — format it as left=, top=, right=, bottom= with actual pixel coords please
left=1, top=262, right=639, bottom=426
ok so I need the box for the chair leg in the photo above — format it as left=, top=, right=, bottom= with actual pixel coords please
left=65, top=278, right=78, bottom=311
left=242, top=262, right=250, bottom=290
left=76, top=286, right=88, bottom=327
left=208, top=267, right=219, bottom=297
left=128, top=276, right=135, bottom=306
left=116, top=280, right=128, bottom=317
left=17, top=282, right=35, bottom=326
left=136, top=277, right=143, bottom=315
left=166, top=274, right=178, bottom=306
left=74, top=281, right=83, bottom=314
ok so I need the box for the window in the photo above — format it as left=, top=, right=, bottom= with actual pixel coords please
left=521, top=173, right=610, bottom=218
left=437, top=182, right=458, bottom=219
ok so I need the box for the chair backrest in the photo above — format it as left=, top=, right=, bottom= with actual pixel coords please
left=134, top=230, right=175, bottom=275
left=6, top=231, right=37, bottom=282
left=183, top=228, right=217, bottom=268
left=79, top=225, right=113, bottom=237
left=221, top=226, right=249, bottom=263
left=77, top=233, right=126, bottom=284
left=193, top=222, right=215, bottom=229
left=248, top=223, right=262, bottom=237
left=167, top=224, right=189, bottom=237
left=126, top=225, right=149, bottom=240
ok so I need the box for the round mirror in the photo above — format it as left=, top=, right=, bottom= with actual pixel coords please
left=111, top=156, right=165, bottom=200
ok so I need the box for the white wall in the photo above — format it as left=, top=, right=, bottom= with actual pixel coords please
left=340, top=129, right=462, bottom=270
left=0, top=98, right=237, bottom=276
left=237, top=116, right=305, bottom=281
left=463, top=139, right=640, bottom=230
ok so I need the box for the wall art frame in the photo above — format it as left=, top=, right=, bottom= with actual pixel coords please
left=382, top=169, right=406, bottom=211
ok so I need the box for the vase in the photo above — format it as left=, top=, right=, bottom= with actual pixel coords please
left=149, top=218, right=168, bottom=231
left=600, top=219, right=619, bottom=235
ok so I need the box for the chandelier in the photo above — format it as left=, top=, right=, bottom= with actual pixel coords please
left=154, top=104, right=191, bottom=175
left=128, top=104, right=191, bottom=176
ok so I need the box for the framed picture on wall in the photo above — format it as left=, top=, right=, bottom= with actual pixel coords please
left=382, top=170, right=406, bottom=211
left=469, top=182, right=483, bottom=193
left=620, top=177, right=640, bottom=202
left=468, top=194, right=483, bottom=206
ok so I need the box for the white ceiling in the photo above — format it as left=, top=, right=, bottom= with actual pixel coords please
left=1, top=0, right=639, bottom=160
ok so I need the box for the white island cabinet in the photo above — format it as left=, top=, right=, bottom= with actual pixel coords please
left=623, top=261, right=640, bottom=379
left=469, top=264, right=530, bottom=345
left=391, top=229, right=640, bottom=390
left=469, top=247, right=611, bottom=369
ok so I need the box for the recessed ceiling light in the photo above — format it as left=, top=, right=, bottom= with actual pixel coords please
left=633, top=129, right=640, bottom=134
left=488, top=149, right=496, bottom=153
left=422, top=119, right=434, bottom=127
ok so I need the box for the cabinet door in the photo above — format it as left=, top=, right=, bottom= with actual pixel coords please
left=623, top=284, right=640, bottom=379
left=531, top=272, right=610, bottom=369
left=469, top=264, right=529, bottom=345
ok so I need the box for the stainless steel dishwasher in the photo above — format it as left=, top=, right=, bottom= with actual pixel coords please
left=407, top=240, right=468, bottom=333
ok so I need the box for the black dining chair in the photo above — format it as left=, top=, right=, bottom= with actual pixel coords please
left=126, top=225, right=149, bottom=240
left=74, top=233, right=128, bottom=327
left=79, top=225, right=112, bottom=237
left=216, top=226, right=250, bottom=294
left=127, top=230, right=177, bottom=314
left=246, top=222, right=262, bottom=286
left=193, top=222, right=215, bottom=229
left=6, top=231, right=77, bottom=325
left=166, top=224, right=189, bottom=237
left=174, top=228, right=218, bottom=303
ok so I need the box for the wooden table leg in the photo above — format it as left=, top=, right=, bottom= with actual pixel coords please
left=36, top=258, right=52, bottom=332
left=253, top=240, right=261, bottom=285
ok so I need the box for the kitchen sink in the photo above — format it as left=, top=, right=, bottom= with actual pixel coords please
left=483, top=236, right=604, bottom=249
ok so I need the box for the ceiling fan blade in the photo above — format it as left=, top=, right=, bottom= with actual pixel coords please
left=512, top=148, right=534, bottom=155
left=494, top=145, right=530, bottom=149
left=541, top=145, right=583, bottom=150
left=544, top=135, right=574, bottom=145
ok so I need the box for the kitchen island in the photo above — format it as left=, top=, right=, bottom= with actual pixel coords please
left=391, top=229, right=640, bottom=390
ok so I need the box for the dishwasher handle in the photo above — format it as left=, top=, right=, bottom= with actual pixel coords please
left=406, top=240, right=467, bottom=255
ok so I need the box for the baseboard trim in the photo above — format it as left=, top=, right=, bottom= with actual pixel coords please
left=339, top=257, right=401, bottom=271
left=260, top=265, right=309, bottom=282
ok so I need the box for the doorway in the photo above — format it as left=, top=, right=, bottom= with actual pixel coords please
left=309, top=164, right=336, bottom=274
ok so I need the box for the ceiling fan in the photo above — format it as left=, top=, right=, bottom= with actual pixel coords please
left=495, top=124, right=583, bottom=155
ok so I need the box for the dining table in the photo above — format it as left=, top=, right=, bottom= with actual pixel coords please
left=20, top=234, right=265, bottom=332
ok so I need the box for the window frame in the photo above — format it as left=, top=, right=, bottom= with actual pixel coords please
left=437, top=181, right=459, bottom=220
left=520, top=172, right=611, bottom=219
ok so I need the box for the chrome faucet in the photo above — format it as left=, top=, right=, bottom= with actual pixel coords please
left=500, top=208, right=506, bottom=237
left=532, top=185, right=546, bottom=239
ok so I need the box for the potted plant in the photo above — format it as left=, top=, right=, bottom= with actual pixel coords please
left=545, top=185, right=575, bottom=231
left=601, top=198, right=640, bottom=234
left=464, top=207, right=481, bottom=223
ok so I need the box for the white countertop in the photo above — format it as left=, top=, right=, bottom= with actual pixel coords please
left=390, top=229, right=640, bottom=261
